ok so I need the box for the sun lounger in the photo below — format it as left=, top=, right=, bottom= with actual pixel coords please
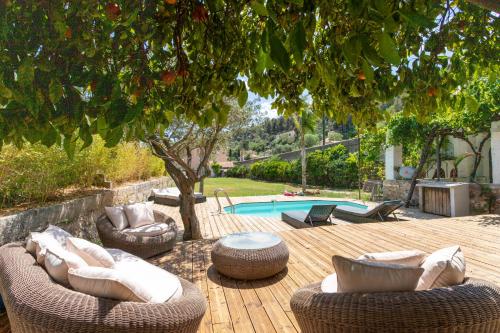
left=281, top=204, right=336, bottom=228
left=151, top=188, right=207, bottom=207
left=332, top=200, right=404, bottom=223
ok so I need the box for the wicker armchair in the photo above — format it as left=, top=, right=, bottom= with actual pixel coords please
left=291, top=279, right=500, bottom=333
left=96, top=210, right=177, bottom=259
left=0, top=243, right=206, bottom=333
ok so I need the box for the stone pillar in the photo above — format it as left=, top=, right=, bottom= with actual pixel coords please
left=491, top=121, right=500, bottom=184
left=385, top=145, right=403, bottom=180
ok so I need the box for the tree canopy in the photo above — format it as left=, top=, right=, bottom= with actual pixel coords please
left=0, top=0, right=498, bottom=152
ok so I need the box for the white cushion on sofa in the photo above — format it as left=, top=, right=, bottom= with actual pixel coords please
left=333, top=255, right=424, bottom=293
left=26, top=224, right=72, bottom=255
left=107, top=248, right=182, bottom=301
left=66, top=237, right=115, bottom=268
left=122, top=223, right=170, bottom=237
left=417, top=245, right=465, bottom=290
left=357, top=250, right=427, bottom=267
left=31, top=232, right=65, bottom=266
left=320, top=273, right=338, bottom=293
left=44, top=247, right=88, bottom=286
left=105, top=206, right=129, bottom=230
left=68, top=251, right=182, bottom=303
left=123, top=202, right=155, bottom=228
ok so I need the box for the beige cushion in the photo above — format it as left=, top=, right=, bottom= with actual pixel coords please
left=106, top=248, right=183, bottom=300
left=417, top=245, right=465, bottom=290
left=122, top=223, right=170, bottom=237
left=105, top=206, right=129, bottom=230
left=66, top=237, right=115, bottom=268
left=320, top=273, right=338, bottom=293
left=68, top=265, right=182, bottom=303
left=357, top=250, right=427, bottom=267
left=332, top=255, right=424, bottom=293
left=26, top=224, right=72, bottom=255
left=123, top=202, right=155, bottom=228
left=44, top=247, right=88, bottom=286
left=31, top=233, right=65, bottom=266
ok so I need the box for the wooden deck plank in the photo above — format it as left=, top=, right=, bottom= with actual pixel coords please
left=1, top=197, right=499, bottom=333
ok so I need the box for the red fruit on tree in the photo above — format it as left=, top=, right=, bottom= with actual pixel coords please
left=64, top=27, right=72, bottom=39
left=427, top=87, right=437, bottom=97
left=357, top=71, right=366, bottom=81
left=90, top=80, right=97, bottom=92
left=192, top=4, right=208, bottom=22
left=161, top=70, right=177, bottom=85
left=165, top=0, right=176, bottom=4
left=105, top=3, right=121, bottom=20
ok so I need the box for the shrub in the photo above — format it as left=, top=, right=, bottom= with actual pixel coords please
left=225, top=165, right=250, bottom=178
left=211, top=162, right=222, bottom=177
left=239, top=144, right=359, bottom=189
left=0, top=137, right=165, bottom=208
left=328, top=131, right=343, bottom=142
left=304, top=134, right=319, bottom=147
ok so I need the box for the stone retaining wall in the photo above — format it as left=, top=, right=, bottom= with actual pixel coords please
left=0, top=177, right=172, bottom=246
left=383, top=180, right=420, bottom=206
left=383, top=179, right=500, bottom=214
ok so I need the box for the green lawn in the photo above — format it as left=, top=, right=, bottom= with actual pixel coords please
left=200, top=177, right=370, bottom=201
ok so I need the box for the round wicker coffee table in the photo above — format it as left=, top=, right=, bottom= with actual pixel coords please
left=211, top=232, right=289, bottom=280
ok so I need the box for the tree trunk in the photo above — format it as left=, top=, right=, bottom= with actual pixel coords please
left=435, top=136, right=443, bottom=181
left=199, top=178, right=204, bottom=195
left=301, top=128, right=307, bottom=193
left=405, top=134, right=435, bottom=207
left=470, top=132, right=491, bottom=182
left=175, top=178, right=202, bottom=240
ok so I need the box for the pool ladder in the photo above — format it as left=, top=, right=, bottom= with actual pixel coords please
left=214, top=188, right=234, bottom=214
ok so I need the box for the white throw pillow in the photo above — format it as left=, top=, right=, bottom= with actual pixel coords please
left=31, top=233, right=65, bottom=266
left=122, top=223, right=170, bottom=237
left=66, top=237, right=115, bottom=268
left=44, top=247, right=88, bottom=286
left=26, top=224, right=72, bottom=255
left=321, top=273, right=338, bottom=293
left=417, top=245, right=465, bottom=290
left=68, top=266, right=182, bottom=303
left=106, top=248, right=183, bottom=301
left=332, top=255, right=424, bottom=293
left=105, top=206, right=129, bottom=230
left=123, top=202, right=155, bottom=228
left=357, top=250, right=427, bottom=267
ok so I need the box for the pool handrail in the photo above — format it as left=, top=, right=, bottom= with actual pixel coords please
left=214, top=188, right=234, bottom=214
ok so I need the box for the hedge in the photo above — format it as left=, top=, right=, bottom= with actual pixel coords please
left=226, top=144, right=358, bottom=188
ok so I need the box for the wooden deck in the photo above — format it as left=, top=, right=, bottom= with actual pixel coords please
left=1, top=197, right=500, bottom=333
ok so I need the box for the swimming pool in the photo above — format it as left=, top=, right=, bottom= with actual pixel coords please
left=224, top=200, right=367, bottom=218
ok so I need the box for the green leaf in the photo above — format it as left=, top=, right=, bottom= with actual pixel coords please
left=399, top=9, right=435, bottom=29
left=288, top=0, right=303, bottom=5
left=238, top=88, right=248, bottom=107
left=290, top=21, right=306, bottom=64
left=363, top=45, right=384, bottom=67
left=49, top=79, right=64, bottom=104
left=465, top=96, right=479, bottom=113
left=250, top=1, right=268, bottom=16
left=256, top=49, right=269, bottom=73
left=0, top=83, right=12, bottom=99
left=342, top=36, right=361, bottom=65
left=361, top=59, right=374, bottom=82
left=63, top=134, right=76, bottom=159
left=79, top=126, right=93, bottom=150
left=269, top=34, right=290, bottom=72
left=41, top=125, right=59, bottom=147
left=18, top=58, right=35, bottom=87
left=104, top=126, right=123, bottom=148
left=376, top=33, right=400, bottom=66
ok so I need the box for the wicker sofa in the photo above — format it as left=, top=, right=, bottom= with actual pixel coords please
left=0, top=243, right=206, bottom=333
left=290, top=278, right=500, bottom=332
left=96, top=210, right=177, bottom=259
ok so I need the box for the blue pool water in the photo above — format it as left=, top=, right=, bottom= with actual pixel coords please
left=224, top=200, right=367, bottom=218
